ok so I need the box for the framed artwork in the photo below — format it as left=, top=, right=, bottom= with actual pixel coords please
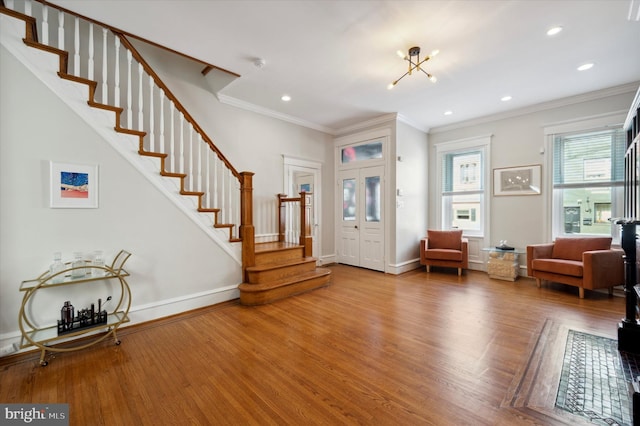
left=493, top=164, right=541, bottom=196
left=50, top=161, right=99, bottom=208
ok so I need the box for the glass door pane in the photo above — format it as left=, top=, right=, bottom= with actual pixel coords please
left=343, top=178, right=356, bottom=221
left=365, top=176, right=380, bottom=222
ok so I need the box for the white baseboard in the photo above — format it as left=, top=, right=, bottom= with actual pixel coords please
left=0, top=285, right=239, bottom=358
left=387, top=259, right=422, bottom=275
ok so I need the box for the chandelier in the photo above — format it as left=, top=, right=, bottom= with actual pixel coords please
left=388, top=46, right=439, bottom=89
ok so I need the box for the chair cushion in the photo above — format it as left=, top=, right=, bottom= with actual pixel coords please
left=427, top=230, right=463, bottom=250
left=532, top=258, right=583, bottom=277
left=424, top=248, right=463, bottom=262
left=551, top=237, right=612, bottom=261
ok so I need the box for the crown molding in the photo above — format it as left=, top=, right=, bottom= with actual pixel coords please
left=215, top=93, right=335, bottom=135
left=397, top=113, right=430, bottom=133
left=429, top=81, right=640, bottom=135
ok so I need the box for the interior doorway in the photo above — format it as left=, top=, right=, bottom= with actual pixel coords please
left=283, top=156, right=322, bottom=263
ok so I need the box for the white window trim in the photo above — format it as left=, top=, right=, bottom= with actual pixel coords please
left=543, top=111, right=627, bottom=243
left=435, top=135, right=492, bottom=238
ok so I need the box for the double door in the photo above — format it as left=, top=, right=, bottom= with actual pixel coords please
left=337, top=166, right=384, bottom=271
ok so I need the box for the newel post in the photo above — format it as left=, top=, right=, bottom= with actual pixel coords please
left=277, top=194, right=286, bottom=243
left=239, top=172, right=255, bottom=282
left=299, top=191, right=312, bottom=257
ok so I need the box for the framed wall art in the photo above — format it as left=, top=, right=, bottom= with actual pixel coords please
left=493, top=164, right=541, bottom=196
left=50, top=161, right=99, bottom=208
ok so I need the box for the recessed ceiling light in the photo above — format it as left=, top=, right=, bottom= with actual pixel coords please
left=577, top=63, right=594, bottom=71
left=281, top=95, right=291, bottom=102
left=547, top=26, right=563, bottom=36
left=444, top=110, right=453, bottom=116
left=501, top=95, right=512, bottom=102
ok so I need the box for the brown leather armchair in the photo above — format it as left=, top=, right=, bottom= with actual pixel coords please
left=420, top=229, right=468, bottom=276
left=526, top=236, right=624, bottom=298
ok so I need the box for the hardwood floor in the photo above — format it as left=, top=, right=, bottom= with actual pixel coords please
left=0, top=265, right=626, bottom=425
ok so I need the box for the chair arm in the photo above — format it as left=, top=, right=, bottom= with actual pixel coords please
left=526, top=243, right=554, bottom=276
left=583, top=249, right=625, bottom=289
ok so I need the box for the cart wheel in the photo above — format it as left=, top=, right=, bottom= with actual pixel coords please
left=40, top=360, right=48, bottom=367
left=115, top=340, right=121, bottom=345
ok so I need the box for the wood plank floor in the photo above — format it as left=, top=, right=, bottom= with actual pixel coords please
left=0, top=265, right=627, bottom=425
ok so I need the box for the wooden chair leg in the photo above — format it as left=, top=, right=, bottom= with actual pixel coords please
left=426, top=265, right=430, bottom=273
left=579, top=287, right=585, bottom=299
left=535, top=278, right=541, bottom=288
left=608, top=287, right=614, bottom=295
left=458, top=268, right=462, bottom=276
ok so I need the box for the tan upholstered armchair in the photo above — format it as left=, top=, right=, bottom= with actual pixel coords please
left=420, top=229, right=468, bottom=276
left=526, top=237, right=624, bottom=298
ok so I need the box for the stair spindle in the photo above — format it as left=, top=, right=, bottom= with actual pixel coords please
left=188, top=127, right=194, bottom=192
left=24, top=0, right=31, bottom=16
left=137, top=63, right=143, bottom=131
left=205, top=150, right=211, bottom=208
left=159, top=93, right=166, bottom=154
left=41, top=4, right=48, bottom=45
left=87, top=23, right=94, bottom=80
left=73, top=17, right=79, bottom=75
left=148, top=77, right=155, bottom=152
left=126, top=50, right=132, bottom=128
left=114, top=37, right=120, bottom=107
left=57, top=11, right=64, bottom=50
left=169, top=101, right=175, bottom=172
left=102, top=28, right=108, bottom=104
left=179, top=114, right=185, bottom=174
left=197, top=134, right=203, bottom=192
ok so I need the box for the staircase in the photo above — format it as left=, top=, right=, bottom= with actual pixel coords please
left=1, top=0, right=330, bottom=305
left=239, top=242, right=331, bottom=305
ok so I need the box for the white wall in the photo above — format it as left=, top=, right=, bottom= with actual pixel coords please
left=131, top=40, right=335, bottom=254
left=394, top=121, right=428, bottom=270
left=428, top=88, right=637, bottom=261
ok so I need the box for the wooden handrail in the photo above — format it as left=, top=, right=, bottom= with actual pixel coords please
left=116, top=34, right=241, bottom=181
left=37, top=0, right=239, bottom=78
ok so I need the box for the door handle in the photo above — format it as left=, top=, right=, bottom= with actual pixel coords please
left=355, top=225, right=358, bottom=229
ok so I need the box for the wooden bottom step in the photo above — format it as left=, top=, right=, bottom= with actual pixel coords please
left=238, top=268, right=331, bottom=306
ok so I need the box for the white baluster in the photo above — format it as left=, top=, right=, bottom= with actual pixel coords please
left=227, top=169, right=233, bottom=231
left=221, top=166, right=226, bottom=223
left=137, top=63, right=143, bottom=132
left=148, top=77, right=155, bottom=152
left=213, top=155, right=219, bottom=209
left=188, top=127, right=194, bottom=191
left=159, top=93, right=165, bottom=155
left=197, top=134, right=203, bottom=193
left=41, top=5, right=49, bottom=45
left=114, top=37, right=120, bottom=107
left=5, top=1, right=15, bottom=11
left=126, top=51, right=133, bottom=128
left=170, top=102, right=176, bottom=172
left=102, top=28, right=108, bottom=104
left=57, top=11, right=64, bottom=50
left=73, top=17, right=79, bottom=75
left=25, top=0, right=31, bottom=16
left=179, top=115, right=185, bottom=174
left=205, top=150, right=211, bottom=208
left=88, top=24, right=94, bottom=80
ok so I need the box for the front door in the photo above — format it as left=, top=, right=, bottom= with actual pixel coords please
left=337, top=166, right=384, bottom=271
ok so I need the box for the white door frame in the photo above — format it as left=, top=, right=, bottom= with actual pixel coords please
left=334, top=128, right=391, bottom=272
left=283, top=155, right=322, bottom=263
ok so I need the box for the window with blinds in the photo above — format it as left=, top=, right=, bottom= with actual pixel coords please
left=442, top=150, right=484, bottom=233
left=552, top=128, right=625, bottom=237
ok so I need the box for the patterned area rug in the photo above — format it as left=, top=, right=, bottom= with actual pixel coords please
left=555, top=330, right=640, bottom=426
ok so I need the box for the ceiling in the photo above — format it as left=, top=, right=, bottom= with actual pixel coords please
left=49, top=0, right=640, bottom=134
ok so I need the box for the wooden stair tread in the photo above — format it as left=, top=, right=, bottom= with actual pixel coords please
left=239, top=268, right=331, bottom=292
left=255, top=242, right=302, bottom=253
left=246, top=257, right=316, bottom=272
